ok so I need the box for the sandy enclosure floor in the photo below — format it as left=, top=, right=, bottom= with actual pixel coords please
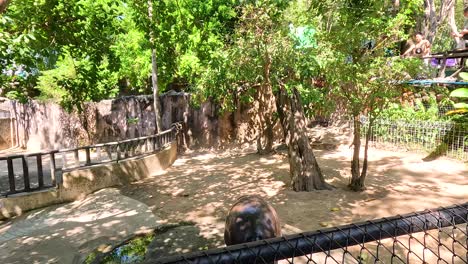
left=120, top=127, right=468, bottom=249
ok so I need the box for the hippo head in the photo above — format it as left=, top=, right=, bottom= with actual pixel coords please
left=224, top=195, right=281, bottom=246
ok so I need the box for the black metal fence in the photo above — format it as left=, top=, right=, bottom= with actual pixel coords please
left=363, top=119, right=468, bottom=160
left=0, top=125, right=179, bottom=197
left=155, top=203, right=468, bottom=264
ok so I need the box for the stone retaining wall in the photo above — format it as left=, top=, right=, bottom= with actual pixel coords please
left=8, top=92, right=278, bottom=151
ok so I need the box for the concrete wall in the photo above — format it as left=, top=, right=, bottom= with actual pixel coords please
left=8, top=92, right=271, bottom=151
left=0, top=141, right=177, bottom=220
left=0, top=118, right=13, bottom=150
left=11, top=96, right=159, bottom=151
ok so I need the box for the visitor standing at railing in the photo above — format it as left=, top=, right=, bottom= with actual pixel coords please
left=401, top=33, right=431, bottom=60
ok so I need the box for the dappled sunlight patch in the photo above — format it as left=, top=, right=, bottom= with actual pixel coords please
left=259, top=157, right=277, bottom=164
left=439, top=182, right=468, bottom=197
left=191, top=153, right=218, bottom=162
left=0, top=222, right=11, bottom=234
left=110, top=141, right=468, bottom=259
left=260, top=181, right=285, bottom=197
left=171, top=188, right=187, bottom=197
left=102, top=220, right=121, bottom=228
left=20, top=236, right=41, bottom=245
left=65, top=226, right=85, bottom=236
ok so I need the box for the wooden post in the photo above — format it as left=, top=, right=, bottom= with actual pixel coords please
left=438, top=54, right=448, bottom=78
left=85, top=147, right=91, bottom=166
left=62, top=152, right=68, bottom=169
left=7, top=157, right=15, bottom=193
left=74, top=149, right=79, bottom=167
left=117, top=143, right=121, bottom=161
left=22, top=156, right=30, bottom=191
left=96, top=147, right=102, bottom=162
left=105, top=146, right=112, bottom=161
left=36, top=155, right=44, bottom=188
left=50, top=152, right=57, bottom=186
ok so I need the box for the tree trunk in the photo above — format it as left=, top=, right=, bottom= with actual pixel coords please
left=147, top=0, right=162, bottom=133
left=349, top=115, right=362, bottom=191
left=448, top=0, right=464, bottom=49
left=276, top=87, right=333, bottom=191
left=256, top=52, right=275, bottom=154
left=423, top=0, right=437, bottom=42
left=0, top=0, right=10, bottom=13
left=422, top=0, right=453, bottom=43
left=358, top=117, right=375, bottom=188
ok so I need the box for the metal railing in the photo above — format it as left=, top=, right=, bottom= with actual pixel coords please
left=0, top=125, right=179, bottom=197
left=155, top=203, right=468, bottom=264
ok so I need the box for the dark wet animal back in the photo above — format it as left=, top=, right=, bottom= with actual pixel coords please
left=224, top=195, right=281, bottom=247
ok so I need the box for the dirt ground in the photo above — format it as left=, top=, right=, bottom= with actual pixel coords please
left=119, top=125, right=468, bottom=251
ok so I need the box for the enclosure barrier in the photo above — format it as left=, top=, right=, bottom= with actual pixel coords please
left=155, top=203, right=468, bottom=264
left=0, top=124, right=181, bottom=197
left=363, top=119, right=468, bottom=161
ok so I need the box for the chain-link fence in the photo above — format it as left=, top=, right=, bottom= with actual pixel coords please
left=154, top=203, right=467, bottom=264
left=363, top=119, right=468, bottom=160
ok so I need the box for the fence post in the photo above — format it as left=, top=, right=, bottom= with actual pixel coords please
left=106, top=146, right=112, bottom=161
left=74, top=149, right=79, bottom=167
left=36, top=155, right=44, bottom=188
left=22, top=156, right=30, bottom=191
left=85, top=147, right=91, bottom=166
left=62, top=152, right=68, bottom=169
left=96, top=147, right=102, bottom=162
left=7, top=157, right=15, bottom=193
left=130, top=141, right=135, bottom=157
left=50, top=152, right=57, bottom=186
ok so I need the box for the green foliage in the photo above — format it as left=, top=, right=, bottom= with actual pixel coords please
left=36, top=53, right=77, bottom=102
left=379, top=98, right=441, bottom=122
left=127, top=117, right=140, bottom=125
left=0, top=0, right=125, bottom=109
left=101, top=234, right=154, bottom=263
left=312, top=0, right=423, bottom=120
left=450, top=88, right=468, bottom=98
left=129, top=0, right=239, bottom=96
left=111, top=17, right=152, bottom=93
left=191, top=0, right=292, bottom=110
left=447, top=87, right=468, bottom=117
left=0, top=0, right=431, bottom=120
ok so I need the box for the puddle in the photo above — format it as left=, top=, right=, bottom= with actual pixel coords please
left=84, top=222, right=213, bottom=264
left=85, top=233, right=154, bottom=264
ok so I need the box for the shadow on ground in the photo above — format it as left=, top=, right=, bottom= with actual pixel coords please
left=119, top=142, right=468, bottom=253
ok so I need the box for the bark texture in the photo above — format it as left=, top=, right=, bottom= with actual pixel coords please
left=277, top=87, right=333, bottom=191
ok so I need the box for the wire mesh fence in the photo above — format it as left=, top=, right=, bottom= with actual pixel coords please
left=362, top=119, right=468, bottom=160
left=154, top=203, right=468, bottom=264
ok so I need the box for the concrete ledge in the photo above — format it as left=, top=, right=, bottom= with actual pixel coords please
left=0, top=141, right=177, bottom=220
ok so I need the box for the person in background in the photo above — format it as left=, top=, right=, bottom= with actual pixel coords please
left=451, top=7, right=468, bottom=48
left=401, top=33, right=431, bottom=58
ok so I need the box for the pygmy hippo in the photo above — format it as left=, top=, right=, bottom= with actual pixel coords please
left=224, top=195, right=282, bottom=246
